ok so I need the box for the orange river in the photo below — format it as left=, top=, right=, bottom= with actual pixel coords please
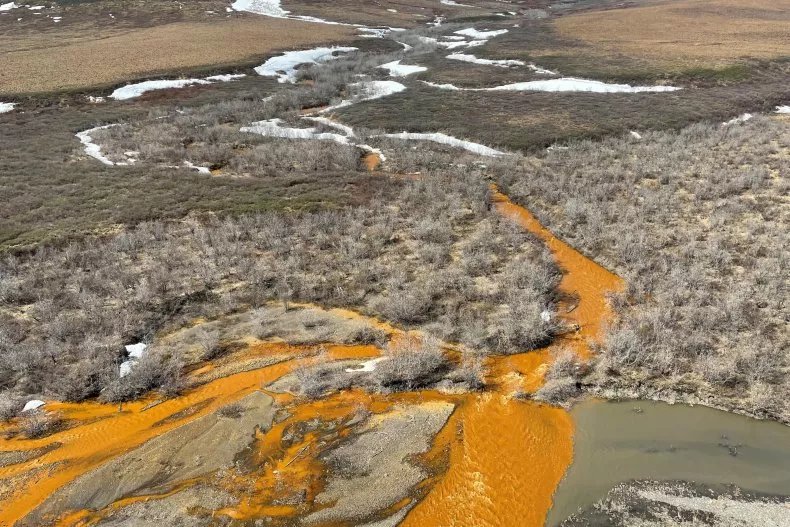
left=0, top=189, right=622, bottom=527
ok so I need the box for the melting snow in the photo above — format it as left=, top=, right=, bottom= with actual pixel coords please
left=22, top=400, right=45, bottom=412
left=110, top=74, right=244, bottom=100
left=125, top=342, right=147, bottom=359
left=76, top=124, right=120, bottom=165
left=722, top=113, right=753, bottom=126
left=184, top=161, right=211, bottom=174
left=447, top=53, right=524, bottom=67
left=424, top=77, right=680, bottom=93
left=240, top=118, right=352, bottom=145
left=454, top=28, right=508, bottom=39
left=254, top=46, right=357, bottom=83
left=776, top=105, right=790, bottom=114
left=379, top=132, right=506, bottom=157
left=345, top=357, right=386, bottom=373
left=322, top=80, right=407, bottom=112
left=0, top=2, right=18, bottom=11
left=379, top=60, right=427, bottom=77
left=0, top=102, right=15, bottom=113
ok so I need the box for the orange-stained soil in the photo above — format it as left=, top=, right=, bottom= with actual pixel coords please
left=0, top=189, right=623, bottom=527
left=361, top=152, right=382, bottom=171
left=398, top=188, right=623, bottom=527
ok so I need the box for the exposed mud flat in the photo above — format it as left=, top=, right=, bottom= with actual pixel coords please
left=559, top=480, right=790, bottom=527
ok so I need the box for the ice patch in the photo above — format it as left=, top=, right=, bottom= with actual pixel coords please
left=454, top=28, right=508, bottom=39
left=424, top=77, right=681, bottom=93
left=254, top=46, right=357, bottom=83
left=379, top=60, right=427, bottom=77
left=776, top=105, right=790, bottom=114
left=110, top=74, right=245, bottom=100
left=76, top=124, right=120, bottom=166
left=345, top=357, right=386, bottom=373
left=322, top=80, right=407, bottom=112
left=722, top=113, right=753, bottom=126
left=184, top=161, right=211, bottom=174
left=22, top=400, right=45, bottom=412
left=379, top=131, right=506, bottom=157
left=240, top=118, right=352, bottom=145
left=0, top=102, right=15, bottom=113
left=447, top=53, right=524, bottom=67
left=485, top=78, right=681, bottom=93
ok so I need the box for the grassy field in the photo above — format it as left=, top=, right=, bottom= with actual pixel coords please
left=554, top=0, right=790, bottom=70
left=0, top=1, right=354, bottom=96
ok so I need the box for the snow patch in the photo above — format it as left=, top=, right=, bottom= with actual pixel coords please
left=0, top=2, right=19, bottom=11
left=22, top=400, right=45, bottom=412
left=254, top=46, right=357, bottom=83
left=454, top=27, right=508, bottom=39
left=424, top=77, right=681, bottom=93
left=240, top=118, right=351, bottom=145
left=630, top=131, right=642, bottom=140
left=776, top=105, right=790, bottom=114
left=722, top=113, right=752, bottom=126
left=0, top=102, right=15, bottom=113
left=76, top=124, right=120, bottom=166
left=120, top=343, right=148, bottom=378
left=110, top=74, right=244, bottom=100
left=379, top=131, right=506, bottom=157
left=345, top=357, right=386, bottom=373
left=447, top=53, right=524, bottom=67
left=322, top=80, right=407, bottom=112
left=379, top=60, right=427, bottom=77
left=184, top=161, right=211, bottom=174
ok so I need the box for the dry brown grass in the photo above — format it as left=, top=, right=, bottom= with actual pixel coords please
left=554, top=0, right=790, bottom=68
left=0, top=18, right=354, bottom=96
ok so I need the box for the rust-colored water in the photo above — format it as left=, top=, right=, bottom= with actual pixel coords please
left=0, top=344, right=376, bottom=527
left=0, top=190, right=623, bottom=527
left=398, top=188, right=624, bottom=527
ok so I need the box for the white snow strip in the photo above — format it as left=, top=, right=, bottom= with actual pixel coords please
left=447, top=52, right=524, bottom=67
left=379, top=60, right=427, bottom=77
left=254, top=46, right=357, bottom=83
left=776, top=105, right=790, bottom=114
left=27, top=5, right=44, bottom=10
left=22, top=399, right=45, bottom=412
left=629, top=130, right=642, bottom=140
left=345, top=357, right=386, bottom=373
left=424, top=77, right=681, bottom=93
left=379, top=131, right=506, bottom=157
left=0, top=2, right=19, bottom=11
left=110, top=74, right=244, bottom=100
left=421, top=80, right=461, bottom=90
left=184, top=161, right=211, bottom=174
left=722, top=113, right=753, bottom=126
left=322, top=80, right=407, bottom=112
left=76, top=124, right=120, bottom=165
left=231, top=0, right=286, bottom=17
left=240, top=118, right=351, bottom=145
left=441, top=0, right=475, bottom=6
left=454, top=28, right=508, bottom=39
left=397, top=41, right=413, bottom=52
left=302, top=116, right=356, bottom=136
left=528, top=64, right=557, bottom=75
left=484, top=78, right=681, bottom=93
left=125, top=342, right=147, bottom=359
left=0, top=102, right=15, bottom=113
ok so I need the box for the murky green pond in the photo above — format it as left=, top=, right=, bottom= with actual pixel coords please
left=547, top=399, right=790, bottom=526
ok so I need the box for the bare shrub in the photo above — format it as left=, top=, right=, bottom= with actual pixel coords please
left=195, top=328, right=222, bottom=361
left=18, top=410, right=64, bottom=439
left=218, top=402, right=245, bottom=419
left=371, top=336, right=450, bottom=392
left=0, top=393, right=22, bottom=422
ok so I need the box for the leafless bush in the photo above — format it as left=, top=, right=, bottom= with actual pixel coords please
left=0, top=393, right=22, bottom=422
left=195, top=328, right=222, bottom=361
left=218, top=402, right=245, bottom=419
left=18, top=410, right=64, bottom=439
left=370, top=336, right=450, bottom=392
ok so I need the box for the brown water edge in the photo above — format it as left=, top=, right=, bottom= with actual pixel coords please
left=398, top=188, right=624, bottom=527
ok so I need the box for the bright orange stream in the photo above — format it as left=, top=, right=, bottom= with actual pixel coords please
left=399, top=188, right=623, bottom=527
left=0, top=189, right=623, bottom=527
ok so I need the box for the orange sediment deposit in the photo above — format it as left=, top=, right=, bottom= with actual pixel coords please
left=361, top=151, right=382, bottom=171
left=491, top=186, right=624, bottom=357
left=0, top=343, right=376, bottom=526
left=401, top=393, right=574, bottom=527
